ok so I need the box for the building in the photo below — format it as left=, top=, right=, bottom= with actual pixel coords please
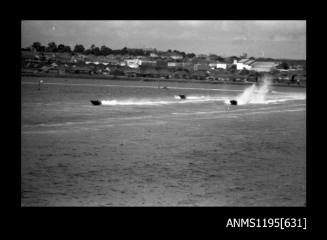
left=216, top=63, right=227, bottom=69
left=150, top=52, right=159, bottom=58
left=168, top=62, right=177, bottom=67
left=125, top=59, right=141, bottom=68
left=235, top=59, right=255, bottom=70
left=209, top=63, right=216, bottom=69
left=250, top=61, right=279, bottom=72
left=70, top=54, right=85, bottom=63
left=140, top=60, right=157, bottom=67
left=209, top=62, right=227, bottom=70
left=168, top=62, right=193, bottom=70
left=194, top=63, right=209, bottom=71
left=170, top=54, right=183, bottom=60
left=156, top=60, right=168, bottom=68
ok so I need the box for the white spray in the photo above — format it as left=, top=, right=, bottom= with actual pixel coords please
left=226, top=76, right=273, bottom=105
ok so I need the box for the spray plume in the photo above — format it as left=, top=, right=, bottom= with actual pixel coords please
left=226, top=76, right=273, bottom=105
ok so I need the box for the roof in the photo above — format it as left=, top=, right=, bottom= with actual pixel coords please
left=238, top=59, right=256, bottom=65
left=238, top=58, right=250, bottom=63
left=251, top=61, right=278, bottom=68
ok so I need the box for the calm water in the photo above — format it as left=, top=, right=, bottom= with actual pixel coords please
left=21, top=77, right=306, bottom=206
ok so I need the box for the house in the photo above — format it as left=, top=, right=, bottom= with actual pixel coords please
left=54, top=53, right=73, bottom=64
left=216, top=63, right=227, bottom=69
left=209, top=62, right=227, bottom=70
left=156, top=60, right=168, bottom=68
left=209, top=63, right=216, bottom=69
left=250, top=61, right=279, bottom=72
left=168, top=62, right=185, bottom=68
left=194, top=63, right=209, bottom=71
left=85, top=61, right=100, bottom=65
left=67, top=64, right=95, bottom=74
left=180, top=62, right=194, bottom=71
left=70, top=56, right=79, bottom=63
left=150, top=52, right=159, bottom=58
left=42, top=52, right=56, bottom=61
left=170, top=53, right=183, bottom=60
left=21, top=51, right=42, bottom=65
left=168, top=62, right=177, bottom=67
left=235, top=59, right=255, bottom=70
left=140, top=60, right=157, bottom=67
left=125, top=59, right=141, bottom=68
left=106, top=54, right=117, bottom=59
left=168, top=62, right=193, bottom=70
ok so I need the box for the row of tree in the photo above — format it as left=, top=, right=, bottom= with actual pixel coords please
left=24, top=42, right=198, bottom=58
left=29, top=42, right=73, bottom=53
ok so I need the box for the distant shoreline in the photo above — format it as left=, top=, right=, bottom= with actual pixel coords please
left=21, top=72, right=306, bottom=88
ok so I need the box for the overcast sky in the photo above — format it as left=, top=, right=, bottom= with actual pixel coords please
left=21, top=20, right=306, bottom=59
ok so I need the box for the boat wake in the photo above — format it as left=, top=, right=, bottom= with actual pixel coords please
left=100, top=96, right=228, bottom=106
left=96, top=78, right=305, bottom=107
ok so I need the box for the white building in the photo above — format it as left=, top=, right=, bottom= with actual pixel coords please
left=234, top=59, right=255, bottom=70
left=125, top=59, right=141, bottom=68
left=170, top=54, right=183, bottom=60
left=168, top=62, right=177, bottom=67
left=150, top=53, right=158, bottom=58
left=209, top=62, right=227, bottom=69
left=250, top=61, right=279, bottom=72
left=216, top=63, right=227, bottom=69
left=139, top=60, right=157, bottom=66
left=209, top=63, right=216, bottom=69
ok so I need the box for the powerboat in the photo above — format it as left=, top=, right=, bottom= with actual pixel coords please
left=90, top=100, right=102, bottom=106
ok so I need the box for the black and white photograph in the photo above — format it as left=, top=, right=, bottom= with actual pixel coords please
left=21, top=20, right=306, bottom=207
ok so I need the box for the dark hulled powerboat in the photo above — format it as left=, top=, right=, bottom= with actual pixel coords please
left=90, top=100, right=102, bottom=106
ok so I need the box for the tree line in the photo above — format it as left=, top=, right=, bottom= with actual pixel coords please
left=23, top=42, right=196, bottom=58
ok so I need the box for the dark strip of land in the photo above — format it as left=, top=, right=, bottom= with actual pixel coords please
left=21, top=72, right=306, bottom=88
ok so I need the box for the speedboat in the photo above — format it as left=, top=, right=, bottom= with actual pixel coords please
left=90, top=100, right=102, bottom=106
left=174, top=94, right=187, bottom=100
